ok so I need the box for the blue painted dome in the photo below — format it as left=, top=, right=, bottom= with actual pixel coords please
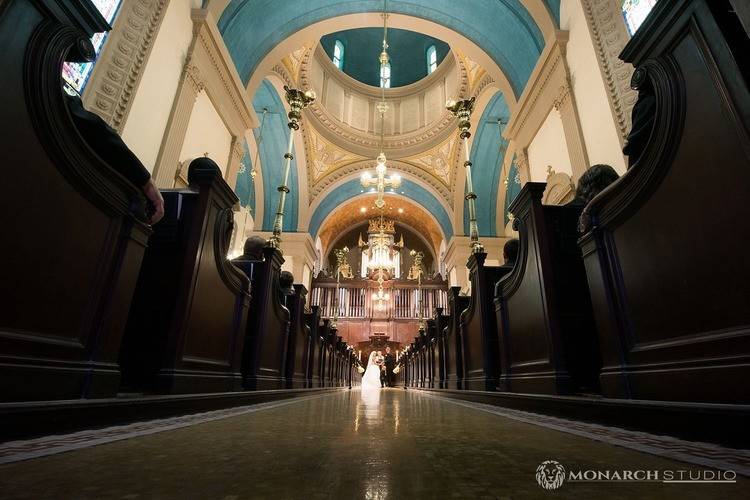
left=320, top=28, right=450, bottom=88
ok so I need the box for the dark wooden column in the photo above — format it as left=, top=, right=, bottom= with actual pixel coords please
left=495, top=182, right=599, bottom=395
left=234, top=247, right=290, bottom=390
left=580, top=0, right=750, bottom=403
left=120, top=159, right=251, bottom=394
left=0, top=0, right=151, bottom=401
left=460, top=253, right=504, bottom=391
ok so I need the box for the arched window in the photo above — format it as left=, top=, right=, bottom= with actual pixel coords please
left=62, top=0, right=124, bottom=95
left=426, top=45, right=437, bottom=74
left=380, top=63, right=391, bottom=88
left=621, top=0, right=659, bottom=35
left=333, top=40, right=345, bottom=69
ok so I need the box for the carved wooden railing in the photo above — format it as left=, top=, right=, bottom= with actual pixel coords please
left=310, top=278, right=448, bottom=320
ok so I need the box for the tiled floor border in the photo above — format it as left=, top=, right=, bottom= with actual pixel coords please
left=419, top=391, right=750, bottom=477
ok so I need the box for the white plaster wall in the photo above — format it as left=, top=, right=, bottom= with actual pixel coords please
left=561, top=0, right=627, bottom=173
left=179, top=91, right=232, bottom=174
left=527, top=109, right=572, bottom=181
left=121, top=0, right=200, bottom=171
left=302, top=263, right=312, bottom=292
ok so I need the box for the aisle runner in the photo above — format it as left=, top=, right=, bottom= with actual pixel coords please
left=0, top=393, right=331, bottom=465
left=420, top=392, right=750, bottom=477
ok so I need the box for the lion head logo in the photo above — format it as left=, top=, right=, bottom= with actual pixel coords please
left=535, top=460, right=566, bottom=490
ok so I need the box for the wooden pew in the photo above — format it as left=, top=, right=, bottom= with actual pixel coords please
left=0, top=0, right=151, bottom=401
left=303, top=306, right=322, bottom=388
left=325, top=331, right=338, bottom=386
left=444, top=287, right=470, bottom=389
left=414, top=335, right=424, bottom=387
left=425, top=319, right=437, bottom=389
left=284, top=284, right=310, bottom=389
left=120, top=159, right=250, bottom=394
left=233, top=247, right=290, bottom=390
left=495, top=182, right=600, bottom=395
left=460, top=253, right=505, bottom=391
left=579, top=0, right=750, bottom=403
left=419, top=329, right=432, bottom=387
left=409, top=342, right=419, bottom=387
left=432, top=308, right=449, bottom=389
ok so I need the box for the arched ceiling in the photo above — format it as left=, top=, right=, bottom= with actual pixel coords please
left=307, top=176, right=453, bottom=242
left=219, top=0, right=554, bottom=98
left=232, top=1, right=553, bottom=242
left=317, top=194, right=444, bottom=257
left=319, top=28, right=450, bottom=88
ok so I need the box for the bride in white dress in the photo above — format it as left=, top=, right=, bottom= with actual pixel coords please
left=361, top=351, right=383, bottom=391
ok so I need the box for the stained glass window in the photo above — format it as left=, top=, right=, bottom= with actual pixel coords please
left=62, top=0, right=123, bottom=95
left=333, top=40, right=344, bottom=70
left=622, top=0, right=659, bottom=35
left=427, top=45, right=437, bottom=74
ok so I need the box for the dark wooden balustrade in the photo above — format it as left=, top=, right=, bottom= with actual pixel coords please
left=579, top=0, right=750, bottom=403
left=233, top=247, right=290, bottom=390
left=0, top=0, right=151, bottom=401
left=119, top=160, right=250, bottom=394
left=460, top=253, right=505, bottom=391
left=495, top=182, right=600, bottom=395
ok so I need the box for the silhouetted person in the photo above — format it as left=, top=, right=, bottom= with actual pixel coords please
left=233, top=236, right=266, bottom=263
left=623, top=74, right=656, bottom=169
left=279, top=270, right=295, bottom=304
left=231, top=236, right=268, bottom=283
left=498, top=238, right=519, bottom=277
left=573, top=164, right=620, bottom=233
left=66, top=94, right=164, bottom=224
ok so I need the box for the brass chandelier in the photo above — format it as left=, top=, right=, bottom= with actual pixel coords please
left=360, top=0, right=401, bottom=208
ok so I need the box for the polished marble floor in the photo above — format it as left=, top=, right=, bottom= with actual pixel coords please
left=0, top=389, right=746, bottom=499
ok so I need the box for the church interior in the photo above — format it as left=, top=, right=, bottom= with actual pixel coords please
left=1, top=0, right=749, bottom=497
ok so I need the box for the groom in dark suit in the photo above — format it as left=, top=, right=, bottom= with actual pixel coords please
left=384, top=347, right=396, bottom=387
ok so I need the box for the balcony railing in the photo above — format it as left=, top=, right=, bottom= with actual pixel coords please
left=310, top=277, right=449, bottom=320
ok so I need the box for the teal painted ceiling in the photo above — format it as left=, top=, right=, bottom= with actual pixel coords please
left=320, top=28, right=450, bottom=87
left=219, top=0, right=547, bottom=98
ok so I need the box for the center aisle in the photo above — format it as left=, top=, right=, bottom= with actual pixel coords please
left=0, top=389, right=745, bottom=499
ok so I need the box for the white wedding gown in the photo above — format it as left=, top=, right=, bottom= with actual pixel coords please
left=361, top=357, right=382, bottom=391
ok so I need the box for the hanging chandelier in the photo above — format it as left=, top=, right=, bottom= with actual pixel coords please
left=360, top=0, right=401, bottom=208
left=358, top=215, right=403, bottom=279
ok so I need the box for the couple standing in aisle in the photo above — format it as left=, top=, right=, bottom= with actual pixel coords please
left=362, top=347, right=395, bottom=390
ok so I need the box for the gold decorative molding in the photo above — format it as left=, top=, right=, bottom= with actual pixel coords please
left=304, top=126, right=365, bottom=182
left=83, top=0, right=169, bottom=132
left=580, top=0, right=637, bottom=145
